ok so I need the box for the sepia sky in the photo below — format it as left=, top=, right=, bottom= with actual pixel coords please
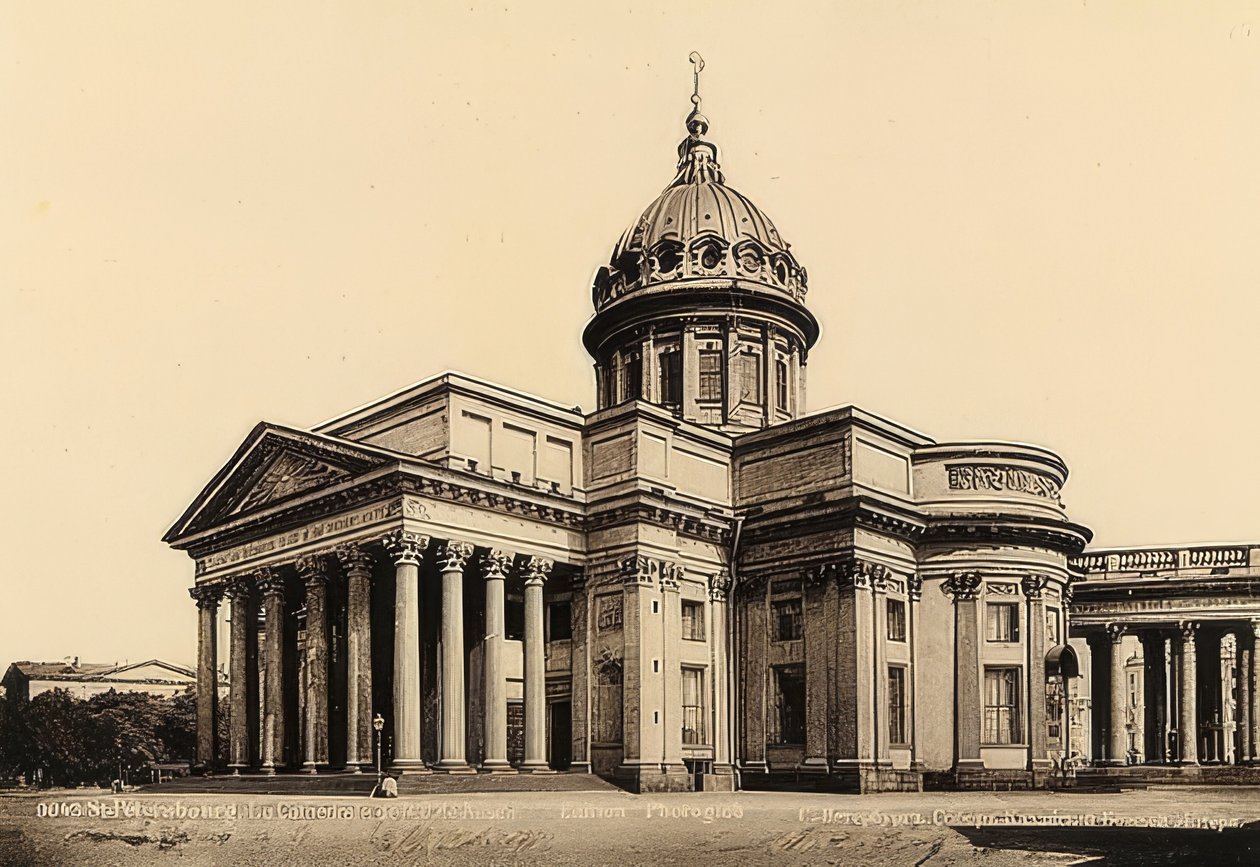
left=3, top=2, right=1259, bottom=671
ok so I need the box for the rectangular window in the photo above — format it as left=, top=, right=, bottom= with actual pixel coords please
left=986, top=602, right=1020, bottom=642
left=775, top=359, right=789, bottom=411
left=681, top=600, right=705, bottom=641
left=698, top=351, right=722, bottom=402
left=772, top=598, right=803, bottom=642
left=623, top=355, right=643, bottom=402
left=547, top=601, right=572, bottom=641
left=888, top=666, right=908, bottom=744
left=660, top=351, right=682, bottom=405
left=983, top=667, right=1022, bottom=744
left=886, top=598, right=907, bottom=642
left=772, top=664, right=806, bottom=744
left=1046, top=608, right=1060, bottom=645
left=681, top=667, right=705, bottom=745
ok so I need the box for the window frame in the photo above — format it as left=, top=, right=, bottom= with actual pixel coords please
left=681, top=666, right=706, bottom=746
left=985, top=601, right=1020, bottom=643
left=982, top=666, right=1023, bottom=745
left=886, top=598, right=907, bottom=642
left=771, top=597, right=803, bottom=643
left=775, top=358, right=789, bottom=411
left=681, top=599, right=705, bottom=642
left=660, top=349, right=682, bottom=406
left=888, top=665, right=908, bottom=746
left=698, top=350, right=723, bottom=403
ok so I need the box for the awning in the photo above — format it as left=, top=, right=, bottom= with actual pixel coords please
left=1045, top=644, right=1080, bottom=678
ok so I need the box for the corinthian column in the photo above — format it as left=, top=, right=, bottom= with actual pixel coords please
left=943, top=571, right=983, bottom=771
left=434, top=540, right=476, bottom=773
left=225, top=578, right=253, bottom=775
left=297, top=555, right=330, bottom=773
left=480, top=550, right=515, bottom=772
left=190, top=584, right=224, bottom=773
left=521, top=555, right=555, bottom=773
left=336, top=543, right=374, bottom=772
left=257, top=568, right=286, bottom=775
left=1106, top=623, right=1127, bottom=766
left=383, top=530, right=430, bottom=774
left=1178, top=621, right=1199, bottom=765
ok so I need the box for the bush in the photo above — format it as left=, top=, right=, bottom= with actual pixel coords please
left=0, top=688, right=206, bottom=787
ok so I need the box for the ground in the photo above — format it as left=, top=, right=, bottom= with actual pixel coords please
left=1, top=783, right=1258, bottom=866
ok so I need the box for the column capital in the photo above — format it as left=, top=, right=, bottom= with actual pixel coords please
left=189, top=584, right=225, bottom=609
left=522, top=555, right=555, bottom=586
left=335, top=541, right=374, bottom=577
left=481, top=549, right=514, bottom=580
left=295, top=553, right=331, bottom=587
left=382, top=530, right=430, bottom=567
left=941, top=571, right=982, bottom=602
left=1251, top=619, right=1260, bottom=639
left=1021, top=574, right=1049, bottom=600
left=707, top=569, right=732, bottom=602
left=838, top=558, right=891, bottom=591
left=435, top=540, right=476, bottom=573
left=1178, top=620, right=1200, bottom=642
left=1105, top=622, right=1126, bottom=644
left=254, top=565, right=285, bottom=598
left=225, top=575, right=254, bottom=601
left=660, top=561, right=684, bottom=592
left=907, top=573, right=924, bottom=602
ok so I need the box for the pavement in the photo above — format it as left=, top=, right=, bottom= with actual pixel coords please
left=1, top=785, right=1258, bottom=866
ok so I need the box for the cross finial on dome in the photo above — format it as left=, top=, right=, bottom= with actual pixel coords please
left=686, top=51, right=709, bottom=138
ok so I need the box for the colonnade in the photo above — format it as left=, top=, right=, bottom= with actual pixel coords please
left=189, top=533, right=560, bottom=775
left=1085, top=620, right=1259, bottom=766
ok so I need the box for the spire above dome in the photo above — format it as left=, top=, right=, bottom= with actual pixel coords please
left=670, top=52, right=723, bottom=187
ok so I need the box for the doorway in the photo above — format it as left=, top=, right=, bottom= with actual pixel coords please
left=549, top=701, right=572, bottom=771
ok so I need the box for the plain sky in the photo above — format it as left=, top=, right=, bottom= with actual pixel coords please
left=3, top=2, right=1258, bottom=671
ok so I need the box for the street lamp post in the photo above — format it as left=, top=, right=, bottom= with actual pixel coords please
left=373, top=714, right=385, bottom=789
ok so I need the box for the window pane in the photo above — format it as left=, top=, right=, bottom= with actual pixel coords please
left=682, top=668, right=705, bottom=745
left=698, top=351, right=722, bottom=401
left=660, top=351, right=682, bottom=405
left=772, top=599, right=803, bottom=642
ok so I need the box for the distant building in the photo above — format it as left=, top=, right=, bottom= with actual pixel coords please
left=1, top=658, right=214, bottom=703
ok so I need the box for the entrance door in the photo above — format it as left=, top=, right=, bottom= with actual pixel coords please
left=549, top=701, right=572, bottom=771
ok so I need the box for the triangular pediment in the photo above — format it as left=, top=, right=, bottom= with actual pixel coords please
left=233, top=450, right=352, bottom=515
left=164, top=423, right=401, bottom=543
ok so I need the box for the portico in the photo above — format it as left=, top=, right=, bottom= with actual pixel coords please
left=1070, top=544, right=1260, bottom=770
left=187, top=522, right=574, bottom=777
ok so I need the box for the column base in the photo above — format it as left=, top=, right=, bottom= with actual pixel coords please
left=228, top=764, right=246, bottom=777
left=614, top=762, right=690, bottom=793
left=799, top=757, right=830, bottom=774
left=390, top=759, right=433, bottom=775
left=569, top=761, right=593, bottom=774
left=479, top=760, right=518, bottom=774
left=260, top=765, right=277, bottom=777
left=433, top=761, right=478, bottom=775
left=519, top=761, right=557, bottom=775
left=300, top=763, right=319, bottom=775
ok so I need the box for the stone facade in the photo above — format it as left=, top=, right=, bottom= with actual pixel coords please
left=165, top=79, right=1257, bottom=791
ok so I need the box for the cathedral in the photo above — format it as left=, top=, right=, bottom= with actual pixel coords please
left=166, top=66, right=1260, bottom=793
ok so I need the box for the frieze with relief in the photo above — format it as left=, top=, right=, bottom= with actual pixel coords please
left=235, top=451, right=352, bottom=514
left=596, top=594, right=624, bottom=633
left=947, top=465, right=1061, bottom=501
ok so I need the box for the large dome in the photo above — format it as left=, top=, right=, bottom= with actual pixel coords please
left=591, top=119, right=809, bottom=313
